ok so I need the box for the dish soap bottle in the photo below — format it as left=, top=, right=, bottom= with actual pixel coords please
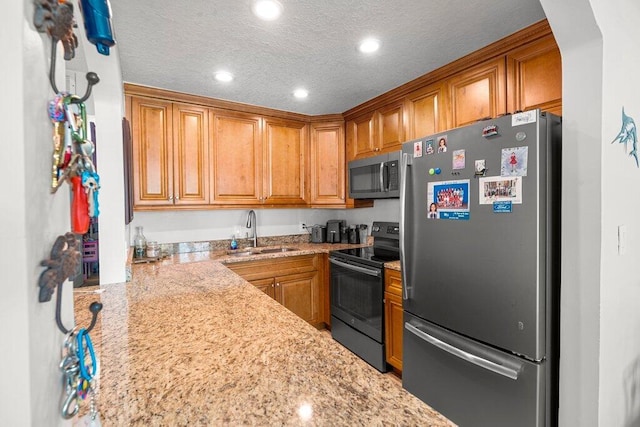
left=133, top=226, right=147, bottom=258
left=230, top=235, right=238, bottom=250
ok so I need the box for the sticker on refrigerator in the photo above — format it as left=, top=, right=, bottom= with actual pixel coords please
left=493, top=200, right=512, bottom=213
left=413, top=140, right=423, bottom=158
left=501, top=146, right=528, bottom=177
left=437, top=136, right=448, bottom=153
left=427, top=179, right=470, bottom=221
left=452, top=149, right=465, bottom=170
left=512, top=110, right=537, bottom=126
left=425, top=139, right=435, bottom=155
left=479, top=176, right=522, bottom=205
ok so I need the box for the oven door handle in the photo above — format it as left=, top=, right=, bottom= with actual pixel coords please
left=329, top=257, right=382, bottom=277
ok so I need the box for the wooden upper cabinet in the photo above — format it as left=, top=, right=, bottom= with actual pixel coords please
left=130, top=96, right=174, bottom=206
left=376, top=101, right=405, bottom=152
left=447, top=58, right=507, bottom=128
left=263, top=118, right=308, bottom=205
left=310, top=121, right=346, bottom=206
left=346, top=111, right=375, bottom=160
left=406, top=82, right=447, bottom=140
left=172, top=103, right=210, bottom=205
left=209, top=110, right=263, bottom=204
left=507, top=35, right=562, bottom=116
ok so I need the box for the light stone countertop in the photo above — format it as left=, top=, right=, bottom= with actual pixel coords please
left=74, top=245, right=440, bottom=426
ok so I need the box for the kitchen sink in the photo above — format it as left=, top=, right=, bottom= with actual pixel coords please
left=259, top=247, right=299, bottom=254
left=226, top=247, right=299, bottom=257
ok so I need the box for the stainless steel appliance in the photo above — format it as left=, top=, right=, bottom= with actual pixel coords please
left=348, top=151, right=401, bottom=199
left=400, top=110, right=561, bottom=426
left=329, top=221, right=400, bottom=372
left=310, top=225, right=326, bottom=243
left=326, top=219, right=345, bottom=243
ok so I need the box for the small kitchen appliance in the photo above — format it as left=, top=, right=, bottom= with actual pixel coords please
left=326, top=219, right=345, bottom=243
left=310, top=225, right=326, bottom=243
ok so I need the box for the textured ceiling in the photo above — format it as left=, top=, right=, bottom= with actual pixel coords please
left=110, top=0, right=546, bottom=115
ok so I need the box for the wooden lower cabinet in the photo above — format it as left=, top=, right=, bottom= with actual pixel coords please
left=227, top=255, right=324, bottom=327
left=384, top=269, right=404, bottom=372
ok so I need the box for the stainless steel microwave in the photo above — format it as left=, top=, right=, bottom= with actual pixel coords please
left=348, top=151, right=401, bottom=199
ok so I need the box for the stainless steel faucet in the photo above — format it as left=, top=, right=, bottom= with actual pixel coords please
left=246, top=210, right=257, bottom=247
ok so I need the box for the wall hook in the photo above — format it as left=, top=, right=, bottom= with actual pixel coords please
left=38, top=232, right=102, bottom=334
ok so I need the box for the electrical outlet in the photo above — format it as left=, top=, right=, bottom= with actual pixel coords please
left=300, top=222, right=307, bottom=230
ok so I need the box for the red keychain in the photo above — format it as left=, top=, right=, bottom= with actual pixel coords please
left=71, top=176, right=90, bottom=234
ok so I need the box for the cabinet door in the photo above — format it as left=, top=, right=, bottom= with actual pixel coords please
left=275, top=271, right=319, bottom=324
left=130, top=96, right=174, bottom=206
left=507, top=35, right=562, bottom=116
left=447, top=58, right=506, bottom=128
left=309, top=121, right=346, bottom=206
left=263, top=118, right=308, bottom=205
left=210, top=110, right=263, bottom=204
left=346, top=112, right=375, bottom=161
left=172, top=104, right=209, bottom=205
left=406, top=82, right=447, bottom=140
left=385, top=291, right=404, bottom=371
left=251, top=277, right=275, bottom=299
left=376, top=101, right=405, bottom=153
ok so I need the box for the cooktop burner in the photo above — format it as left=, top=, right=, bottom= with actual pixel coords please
left=329, top=221, right=400, bottom=268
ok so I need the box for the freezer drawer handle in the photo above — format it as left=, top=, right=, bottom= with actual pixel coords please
left=329, top=257, right=382, bottom=277
left=405, top=322, right=520, bottom=380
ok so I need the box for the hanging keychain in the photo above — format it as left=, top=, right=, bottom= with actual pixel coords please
left=76, top=328, right=101, bottom=426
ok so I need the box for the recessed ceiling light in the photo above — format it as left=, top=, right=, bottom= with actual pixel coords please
left=293, top=89, right=308, bottom=99
left=359, top=38, right=380, bottom=54
left=253, top=0, right=283, bottom=21
left=214, top=71, right=234, bottom=82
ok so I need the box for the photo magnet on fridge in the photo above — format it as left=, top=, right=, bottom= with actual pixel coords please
left=414, top=140, right=423, bottom=158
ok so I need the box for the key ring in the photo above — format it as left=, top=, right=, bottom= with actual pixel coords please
left=76, top=328, right=97, bottom=381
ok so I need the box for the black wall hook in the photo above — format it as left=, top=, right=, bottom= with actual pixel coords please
left=55, top=281, right=102, bottom=335
left=48, top=38, right=100, bottom=100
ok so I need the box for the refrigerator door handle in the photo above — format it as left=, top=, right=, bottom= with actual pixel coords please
left=405, top=322, right=521, bottom=380
left=400, top=153, right=412, bottom=300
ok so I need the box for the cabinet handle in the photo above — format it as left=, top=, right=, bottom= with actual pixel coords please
left=175, top=195, right=179, bottom=200
left=276, top=283, right=280, bottom=287
left=168, top=196, right=174, bottom=201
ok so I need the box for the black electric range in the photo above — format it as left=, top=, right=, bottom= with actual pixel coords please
left=330, top=221, right=400, bottom=268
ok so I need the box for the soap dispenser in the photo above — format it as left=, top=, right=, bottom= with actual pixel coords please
left=230, top=235, right=238, bottom=250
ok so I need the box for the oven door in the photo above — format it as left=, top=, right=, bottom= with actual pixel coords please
left=329, top=257, right=384, bottom=343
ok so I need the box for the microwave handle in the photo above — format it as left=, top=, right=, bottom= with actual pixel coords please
left=379, top=162, right=385, bottom=192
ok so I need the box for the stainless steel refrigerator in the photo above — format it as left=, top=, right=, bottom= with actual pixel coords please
left=400, top=110, right=561, bottom=427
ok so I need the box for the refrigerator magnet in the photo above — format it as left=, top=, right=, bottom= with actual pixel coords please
left=425, top=139, right=435, bottom=155
left=413, top=140, right=423, bottom=158
left=452, top=149, right=465, bottom=170
left=478, top=176, right=523, bottom=205
left=500, top=146, right=528, bottom=177
left=437, top=136, right=448, bottom=153
left=493, top=200, right=512, bottom=213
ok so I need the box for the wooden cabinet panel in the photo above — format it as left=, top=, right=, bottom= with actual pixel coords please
left=251, top=277, right=275, bottom=299
left=263, top=118, right=308, bottom=205
left=385, top=269, right=403, bottom=372
left=172, top=104, right=209, bottom=205
left=507, top=35, right=562, bottom=116
left=276, top=271, right=319, bottom=324
left=310, top=122, right=346, bottom=205
left=226, top=255, right=322, bottom=326
left=376, top=101, right=405, bottom=152
left=385, top=291, right=404, bottom=371
left=131, top=97, right=174, bottom=206
left=346, top=112, right=375, bottom=160
left=406, top=82, right=447, bottom=140
left=447, top=58, right=506, bottom=128
left=210, top=110, right=263, bottom=204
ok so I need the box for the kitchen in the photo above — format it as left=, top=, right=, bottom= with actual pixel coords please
left=4, top=1, right=640, bottom=426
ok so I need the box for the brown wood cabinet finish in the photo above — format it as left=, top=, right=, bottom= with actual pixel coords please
left=209, top=110, right=263, bottom=204
left=130, top=96, right=174, bottom=206
left=263, top=118, right=308, bottom=205
left=405, top=82, right=447, bottom=140
left=172, top=103, right=210, bottom=205
left=447, top=58, right=507, bottom=129
left=384, top=269, right=403, bottom=372
left=346, top=103, right=405, bottom=161
left=507, top=34, right=562, bottom=116
left=227, top=255, right=323, bottom=327
left=310, top=122, right=346, bottom=205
